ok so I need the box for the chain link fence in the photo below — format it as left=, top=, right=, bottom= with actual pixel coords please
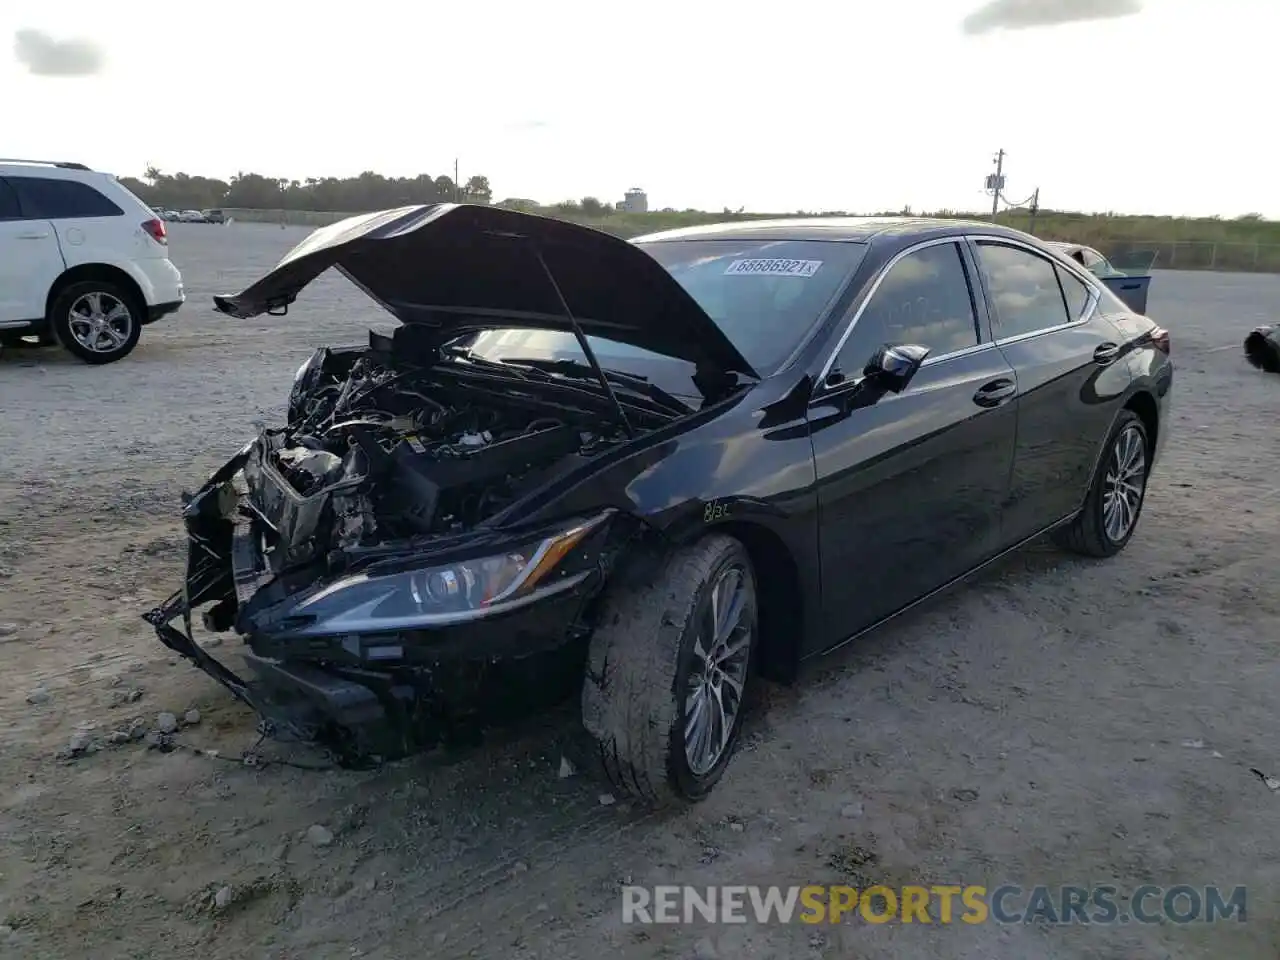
left=1102, top=239, right=1280, bottom=273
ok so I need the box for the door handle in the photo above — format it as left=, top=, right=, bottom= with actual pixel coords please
left=973, top=378, right=1016, bottom=408
left=16, top=231, right=49, bottom=240
left=1093, top=342, right=1120, bottom=365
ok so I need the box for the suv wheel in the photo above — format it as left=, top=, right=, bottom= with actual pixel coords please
left=581, top=535, right=758, bottom=806
left=50, top=281, right=142, bottom=364
left=1053, top=409, right=1149, bottom=558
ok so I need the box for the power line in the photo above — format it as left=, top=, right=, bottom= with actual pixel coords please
left=988, top=149, right=1005, bottom=219
left=983, top=148, right=1041, bottom=231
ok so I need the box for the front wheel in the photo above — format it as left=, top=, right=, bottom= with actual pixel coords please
left=1053, top=409, right=1150, bottom=558
left=581, top=535, right=758, bottom=807
left=50, top=281, right=142, bottom=364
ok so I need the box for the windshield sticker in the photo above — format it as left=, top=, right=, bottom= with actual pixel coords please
left=724, top=258, right=823, bottom=278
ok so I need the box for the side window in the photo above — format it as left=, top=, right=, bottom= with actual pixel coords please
left=8, top=176, right=124, bottom=219
left=1056, top=265, right=1092, bottom=321
left=833, top=242, right=979, bottom=376
left=0, top=179, right=21, bottom=221
left=975, top=242, right=1070, bottom=340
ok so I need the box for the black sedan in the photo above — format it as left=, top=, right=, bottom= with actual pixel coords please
left=145, top=205, right=1173, bottom=805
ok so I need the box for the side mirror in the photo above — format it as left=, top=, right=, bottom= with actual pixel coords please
left=863, top=343, right=930, bottom=393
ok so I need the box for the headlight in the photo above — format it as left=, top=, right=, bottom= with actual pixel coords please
left=284, top=512, right=609, bottom=634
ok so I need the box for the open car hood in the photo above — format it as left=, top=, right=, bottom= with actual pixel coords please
left=213, top=203, right=757, bottom=378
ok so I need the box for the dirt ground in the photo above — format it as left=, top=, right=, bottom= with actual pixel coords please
left=2, top=222, right=1279, bottom=960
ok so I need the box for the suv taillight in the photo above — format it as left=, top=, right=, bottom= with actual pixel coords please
left=141, top=218, right=167, bottom=245
left=1150, top=325, right=1170, bottom=354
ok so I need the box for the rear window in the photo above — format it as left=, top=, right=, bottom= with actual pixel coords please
left=9, top=176, right=124, bottom=219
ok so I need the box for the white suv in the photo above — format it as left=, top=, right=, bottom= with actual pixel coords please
left=0, top=159, right=185, bottom=364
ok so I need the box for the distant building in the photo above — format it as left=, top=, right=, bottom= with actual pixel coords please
left=498, top=198, right=540, bottom=212
left=620, top=188, right=648, bottom=213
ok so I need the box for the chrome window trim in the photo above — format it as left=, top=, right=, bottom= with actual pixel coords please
left=966, top=234, right=1101, bottom=346
left=813, top=232, right=1108, bottom=395
left=920, top=340, right=996, bottom=367
left=815, top=236, right=975, bottom=388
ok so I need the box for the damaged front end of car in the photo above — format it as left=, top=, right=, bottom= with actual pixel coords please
left=143, top=429, right=623, bottom=764
left=144, top=203, right=757, bottom=765
left=142, top=328, right=676, bottom=764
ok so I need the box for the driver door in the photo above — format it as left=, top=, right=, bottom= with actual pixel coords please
left=806, top=239, right=1018, bottom=652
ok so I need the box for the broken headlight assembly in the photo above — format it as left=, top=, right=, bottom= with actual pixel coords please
left=276, top=512, right=611, bottom=635
left=287, top=347, right=329, bottom=422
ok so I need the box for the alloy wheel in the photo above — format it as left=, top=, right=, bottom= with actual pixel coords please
left=683, top=564, right=753, bottom=776
left=1102, top=424, right=1147, bottom=542
left=68, top=292, right=134, bottom=354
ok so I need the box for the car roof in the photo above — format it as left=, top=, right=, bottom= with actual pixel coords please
left=0, top=160, right=102, bottom=181
left=632, top=216, right=1035, bottom=246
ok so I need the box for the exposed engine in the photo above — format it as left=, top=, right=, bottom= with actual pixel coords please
left=241, top=338, right=637, bottom=568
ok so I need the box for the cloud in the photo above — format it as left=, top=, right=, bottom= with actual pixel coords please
left=962, top=0, right=1143, bottom=34
left=12, top=29, right=105, bottom=77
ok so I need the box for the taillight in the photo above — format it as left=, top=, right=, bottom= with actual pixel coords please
left=141, top=218, right=167, bottom=245
left=1150, top=325, right=1170, bottom=354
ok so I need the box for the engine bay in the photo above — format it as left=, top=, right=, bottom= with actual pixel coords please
left=240, top=333, right=650, bottom=568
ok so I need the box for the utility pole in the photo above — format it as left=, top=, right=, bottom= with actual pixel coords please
left=1028, top=187, right=1041, bottom=234
left=990, top=148, right=1005, bottom=219
left=454, top=158, right=460, bottom=202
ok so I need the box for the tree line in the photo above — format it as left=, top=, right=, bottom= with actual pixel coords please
left=119, top=168, right=671, bottom=219
left=121, top=168, right=495, bottom=213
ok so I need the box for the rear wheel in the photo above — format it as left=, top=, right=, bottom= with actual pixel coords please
left=50, top=281, right=142, bottom=364
left=581, top=535, right=757, bottom=807
left=1052, top=409, right=1149, bottom=558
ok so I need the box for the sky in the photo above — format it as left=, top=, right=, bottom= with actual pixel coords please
left=2, top=0, right=1276, bottom=217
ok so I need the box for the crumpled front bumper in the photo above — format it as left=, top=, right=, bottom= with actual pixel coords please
left=143, top=589, right=416, bottom=762
left=142, top=447, right=605, bottom=764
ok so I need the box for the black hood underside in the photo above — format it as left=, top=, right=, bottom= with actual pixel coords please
left=213, top=203, right=757, bottom=379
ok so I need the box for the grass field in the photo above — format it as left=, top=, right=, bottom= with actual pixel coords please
left=219, top=205, right=1280, bottom=273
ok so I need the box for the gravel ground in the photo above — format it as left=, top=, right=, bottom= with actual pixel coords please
left=1, top=222, right=1279, bottom=960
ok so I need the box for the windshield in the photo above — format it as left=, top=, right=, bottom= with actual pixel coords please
left=463, top=238, right=867, bottom=390
left=637, top=238, right=868, bottom=370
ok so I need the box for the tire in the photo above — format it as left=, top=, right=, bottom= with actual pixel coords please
left=581, top=534, right=758, bottom=807
left=1244, top=327, right=1280, bottom=373
left=49, top=280, right=143, bottom=365
left=1052, top=409, right=1150, bottom=558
